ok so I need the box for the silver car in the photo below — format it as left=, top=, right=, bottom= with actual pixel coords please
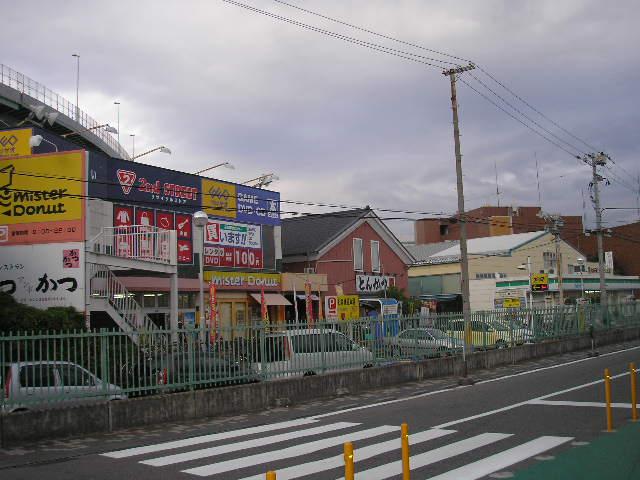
left=2, top=361, right=126, bottom=412
left=385, top=328, right=464, bottom=358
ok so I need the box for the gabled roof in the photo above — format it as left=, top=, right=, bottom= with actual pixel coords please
left=282, top=208, right=414, bottom=264
left=419, top=231, right=548, bottom=265
left=282, top=208, right=369, bottom=257
left=405, top=241, right=459, bottom=263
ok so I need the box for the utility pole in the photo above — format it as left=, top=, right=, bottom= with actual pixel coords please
left=542, top=213, right=565, bottom=306
left=583, top=153, right=609, bottom=316
left=443, top=63, right=475, bottom=383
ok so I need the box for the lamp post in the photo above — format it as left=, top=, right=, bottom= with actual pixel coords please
left=61, top=123, right=117, bottom=138
left=195, top=162, right=235, bottom=175
left=114, top=101, right=121, bottom=147
left=130, top=134, right=135, bottom=159
left=72, top=54, right=80, bottom=121
left=517, top=256, right=534, bottom=334
left=132, top=146, right=172, bottom=160
left=193, top=211, right=209, bottom=341
left=242, top=173, right=279, bottom=188
left=29, top=135, right=58, bottom=152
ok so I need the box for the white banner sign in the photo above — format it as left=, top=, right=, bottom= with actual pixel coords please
left=204, top=219, right=261, bottom=248
left=356, top=274, right=391, bottom=293
left=605, top=251, right=614, bottom=273
left=0, top=242, right=85, bottom=311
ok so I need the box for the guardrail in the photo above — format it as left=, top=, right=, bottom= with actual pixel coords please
left=1, top=303, right=638, bottom=412
left=0, top=64, right=130, bottom=160
left=88, top=225, right=177, bottom=265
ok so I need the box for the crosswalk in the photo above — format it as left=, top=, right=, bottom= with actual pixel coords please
left=102, top=419, right=573, bottom=479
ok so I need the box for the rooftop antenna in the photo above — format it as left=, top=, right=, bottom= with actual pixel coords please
left=494, top=160, right=502, bottom=207
left=535, top=152, right=542, bottom=207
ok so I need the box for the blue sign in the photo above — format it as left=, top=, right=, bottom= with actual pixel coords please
left=89, top=156, right=201, bottom=212
left=236, top=184, right=280, bottom=226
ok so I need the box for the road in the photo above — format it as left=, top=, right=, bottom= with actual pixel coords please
left=2, top=340, right=639, bottom=479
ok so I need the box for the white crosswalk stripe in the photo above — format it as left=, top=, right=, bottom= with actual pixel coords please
left=239, top=428, right=456, bottom=480
left=427, top=435, right=574, bottom=480
left=102, top=420, right=577, bottom=479
left=142, top=422, right=359, bottom=467
left=181, top=425, right=399, bottom=477
left=350, top=432, right=513, bottom=480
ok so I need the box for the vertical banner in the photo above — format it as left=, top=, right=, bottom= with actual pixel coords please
left=209, top=282, right=217, bottom=344
left=305, top=280, right=313, bottom=325
left=317, top=289, right=323, bottom=320
left=292, top=280, right=299, bottom=323
left=261, top=287, right=269, bottom=323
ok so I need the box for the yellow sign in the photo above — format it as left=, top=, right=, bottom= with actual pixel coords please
left=202, top=179, right=236, bottom=219
left=0, top=128, right=32, bottom=158
left=503, top=298, right=521, bottom=309
left=204, top=271, right=281, bottom=290
left=337, top=295, right=360, bottom=320
left=531, top=273, right=549, bottom=291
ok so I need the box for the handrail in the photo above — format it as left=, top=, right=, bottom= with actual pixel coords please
left=88, top=225, right=177, bottom=266
left=0, top=64, right=130, bottom=160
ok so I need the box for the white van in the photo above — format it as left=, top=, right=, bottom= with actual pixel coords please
left=258, top=328, right=374, bottom=379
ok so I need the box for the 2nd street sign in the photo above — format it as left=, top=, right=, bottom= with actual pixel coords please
left=531, top=273, right=549, bottom=291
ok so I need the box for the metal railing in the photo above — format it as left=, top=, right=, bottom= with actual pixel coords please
left=1, top=303, right=639, bottom=411
left=88, top=225, right=177, bottom=265
left=88, top=264, right=166, bottom=346
left=0, top=64, right=130, bottom=160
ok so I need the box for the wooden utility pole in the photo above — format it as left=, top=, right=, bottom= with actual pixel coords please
left=443, top=63, right=475, bottom=380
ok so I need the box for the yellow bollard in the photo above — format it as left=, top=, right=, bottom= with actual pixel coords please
left=266, top=471, right=276, bottom=480
left=605, top=368, right=613, bottom=432
left=344, top=442, right=354, bottom=480
left=631, top=362, right=638, bottom=422
left=401, top=423, right=411, bottom=480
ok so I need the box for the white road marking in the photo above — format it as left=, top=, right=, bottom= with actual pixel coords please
left=310, top=344, right=640, bottom=421
left=238, top=429, right=456, bottom=480
left=432, top=370, right=630, bottom=429
left=350, top=433, right=512, bottom=480
left=530, top=399, right=634, bottom=408
left=181, top=425, right=398, bottom=477
left=102, top=418, right=318, bottom=458
left=427, top=436, right=573, bottom=480
left=141, top=422, right=357, bottom=467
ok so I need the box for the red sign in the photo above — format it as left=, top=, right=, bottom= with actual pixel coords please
left=177, top=239, right=193, bottom=263
left=204, top=246, right=263, bottom=269
left=175, top=213, right=192, bottom=240
left=135, top=208, right=155, bottom=229
left=113, top=205, right=134, bottom=257
left=114, top=205, right=134, bottom=227
left=155, top=211, right=175, bottom=230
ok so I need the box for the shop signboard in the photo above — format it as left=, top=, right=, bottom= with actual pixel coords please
left=203, top=271, right=281, bottom=291
left=90, top=157, right=200, bottom=211
left=0, top=151, right=85, bottom=245
left=201, top=178, right=236, bottom=219
left=325, top=295, right=338, bottom=319
left=0, top=242, right=85, bottom=310
left=356, top=274, right=391, bottom=293
left=531, top=273, right=549, bottom=292
left=0, top=128, right=32, bottom=158
left=236, top=185, right=280, bottom=226
left=203, top=218, right=263, bottom=269
left=337, top=295, right=360, bottom=320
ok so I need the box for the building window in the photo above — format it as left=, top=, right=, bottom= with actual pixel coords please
left=353, top=238, right=363, bottom=271
left=371, top=240, right=380, bottom=273
left=475, top=273, right=507, bottom=279
left=543, top=251, right=556, bottom=270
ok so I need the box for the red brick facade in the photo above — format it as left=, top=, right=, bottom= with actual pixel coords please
left=284, top=222, right=409, bottom=296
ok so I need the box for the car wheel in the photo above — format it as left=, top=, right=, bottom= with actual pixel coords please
left=303, top=370, right=316, bottom=377
left=496, top=340, right=508, bottom=349
left=363, top=363, right=374, bottom=369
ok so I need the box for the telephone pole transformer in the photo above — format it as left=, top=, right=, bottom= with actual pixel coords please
left=443, top=63, right=475, bottom=381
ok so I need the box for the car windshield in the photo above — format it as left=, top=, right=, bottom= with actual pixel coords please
left=426, top=329, right=449, bottom=339
left=490, top=321, right=509, bottom=331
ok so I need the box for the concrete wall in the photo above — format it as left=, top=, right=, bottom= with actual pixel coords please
left=2, top=327, right=638, bottom=447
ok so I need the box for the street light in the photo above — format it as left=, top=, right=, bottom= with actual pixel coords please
left=61, top=123, right=118, bottom=138
left=517, top=256, right=533, bottom=309
left=242, top=173, right=279, bottom=188
left=29, top=135, right=58, bottom=152
left=130, top=134, right=135, bottom=159
left=71, top=54, right=80, bottom=120
left=195, top=162, right=235, bottom=175
left=193, top=211, right=209, bottom=337
left=132, top=146, right=171, bottom=160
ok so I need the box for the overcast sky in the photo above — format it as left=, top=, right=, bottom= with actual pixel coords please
left=3, top=0, right=639, bottom=240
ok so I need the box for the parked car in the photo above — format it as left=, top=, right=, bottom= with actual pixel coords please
left=123, top=350, right=259, bottom=392
left=447, top=320, right=511, bottom=349
left=257, top=328, right=374, bottom=378
left=1, top=361, right=126, bottom=413
left=492, top=319, right=535, bottom=344
left=384, top=328, right=464, bottom=358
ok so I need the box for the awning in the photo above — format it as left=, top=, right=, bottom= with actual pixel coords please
left=250, top=293, right=292, bottom=306
left=296, top=294, right=320, bottom=301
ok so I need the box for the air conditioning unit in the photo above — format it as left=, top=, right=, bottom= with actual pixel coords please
left=304, top=267, right=316, bottom=274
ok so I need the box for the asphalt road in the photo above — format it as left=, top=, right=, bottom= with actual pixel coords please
left=2, top=340, right=639, bottom=479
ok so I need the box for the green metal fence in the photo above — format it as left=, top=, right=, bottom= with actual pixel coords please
left=1, top=303, right=639, bottom=412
